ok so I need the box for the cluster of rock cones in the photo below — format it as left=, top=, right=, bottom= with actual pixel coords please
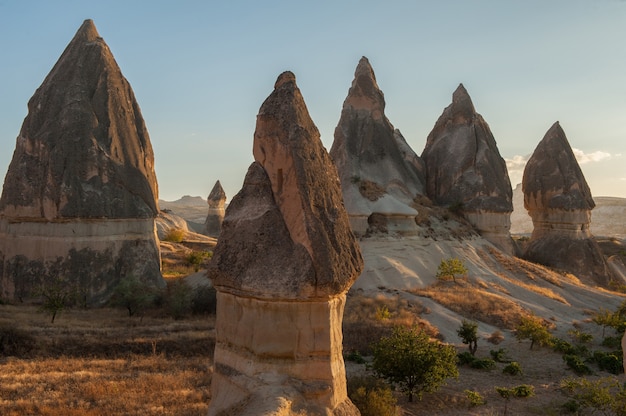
left=0, top=19, right=619, bottom=415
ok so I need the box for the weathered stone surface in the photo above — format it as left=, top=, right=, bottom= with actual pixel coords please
left=203, top=180, right=226, bottom=238
left=330, top=57, right=426, bottom=236
left=0, top=20, right=163, bottom=304
left=422, top=84, right=514, bottom=253
left=522, top=122, right=612, bottom=285
left=207, top=72, right=362, bottom=415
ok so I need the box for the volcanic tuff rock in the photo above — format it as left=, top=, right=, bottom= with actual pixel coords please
left=421, top=84, right=514, bottom=254
left=0, top=20, right=163, bottom=304
left=330, top=56, right=426, bottom=236
left=202, top=180, right=226, bottom=238
left=522, top=122, right=612, bottom=286
left=207, top=72, right=362, bottom=415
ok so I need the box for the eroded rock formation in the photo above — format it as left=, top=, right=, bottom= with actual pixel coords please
left=207, top=71, right=363, bottom=415
left=202, top=180, right=226, bottom=238
left=422, top=84, right=514, bottom=253
left=330, top=56, right=426, bottom=236
left=0, top=19, right=163, bottom=304
left=522, top=122, right=612, bottom=286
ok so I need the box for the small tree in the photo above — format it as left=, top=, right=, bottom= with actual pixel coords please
left=591, top=308, right=621, bottom=338
left=436, top=258, right=468, bottom=283
left=109, top=276, right=157, bottom=317
left=372, top=326, right=459, bottom=402
left=457, top=320, right=479, bottom=355
left=37, top=275, right=76, bottom=323
left=515, top=315, right=552, bottom=350
left=496, top=385, right=535, bottom=416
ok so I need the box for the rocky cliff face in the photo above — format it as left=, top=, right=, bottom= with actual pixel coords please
left=207, top=72, right=362, bottom=415
left=421, top=84, right=514, bottom=253
left=330, top=57, right=426, bottom=236
left=522, top=122, right=612, bottom=286
left=0, top=20, right=163, bottom=304
left=202, top=180, right=226, bottom=238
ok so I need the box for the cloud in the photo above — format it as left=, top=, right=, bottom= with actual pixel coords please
left=571, top=148, right=611, bottom=164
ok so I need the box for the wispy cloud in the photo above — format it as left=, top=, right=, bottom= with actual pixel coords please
left=571, top=148, right=611, bottom=164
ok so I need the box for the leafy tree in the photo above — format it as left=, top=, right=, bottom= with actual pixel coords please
left=37, top=275, right=76, bottom=323
left=515, top=315, right=553, bottom=350
left=496, top=385, right=535, bottom=416
left=436, top=258, right=468, bottom=283
left=591, top=308, right=621, bottom=338
left=109, top=275, right=157, bottom=317
left=371, top=326, right=458, bottom=402
left=457, top=320, right=479, bottom=355
left=559, top=377, right=626, bottom=416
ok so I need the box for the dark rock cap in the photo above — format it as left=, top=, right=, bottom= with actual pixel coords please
left=0, top=19, right=158, bottom=219
left=523, top=122, right=595, bottom=211
left=330, top=56, right=425, bottom=203
left=207, top=180, right=226, bottom=207
left=421, top=83, right=512, bottom=212
left=209, top=71, right=363, bottom=299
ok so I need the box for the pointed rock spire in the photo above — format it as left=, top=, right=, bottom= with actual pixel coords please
left=207, top=180, right=226, bottom=208
left=523, top=121, right=595, bottom=211
left=207, top=72, right=362, bottom=415
left=203, top=180, right=226, bottom=238
left=522, top=122, right=611, bottom=285
left=0, top=19, right=162, bottom=304
left=422, top=84, right=514, bottom=253
left=0, top=18, right=158, bottom=219
left=330, top=56, right=426, bottom=236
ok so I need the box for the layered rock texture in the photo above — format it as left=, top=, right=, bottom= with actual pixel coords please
left=202, top=180, right=226, bottom=238
left=0, top=20, right=163, bottom=304
left=421, top=84, right=514, bottom=254
left=330, top=57, right=426, bottom=236
left=522, top=122, right=612, bottom=286
left=207, top=71, right=363, bottom=415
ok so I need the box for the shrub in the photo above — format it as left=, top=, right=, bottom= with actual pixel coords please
left=457, top=351, right=476, bottom=366
left=0, top=323, right=36, bottom=357
left=559, top=377, right=626, bottom=415
left=372, top=326, right=458, bottom=402
left=503, top=362, right=523, bottom=376
left=496, top=385, right=535, bottom=415
left=345, top=350, right=366, bottom=364
left=568, top=329, right=593, bottom=344
left=601, top=336, right=622, bottom=349
left=465, top=389, right=485, bottom=407
left=487, top=330, right=504, bottom=345
left=163, top=228, right=184, bottom=243
left=185, top=251, right=212, bottom=272
left=490, top=348, right=511, bottom=363
left=347, top=376, right=398, bottom=416
left=109, top=276, right=157, bottom=317
left=563, top=354, right=593, bottom=376
left=375, top=305, right=391, bottom=321
left=592, top=351, right=623, bottom=375
left=190, top=285, right=217, bottom=315
left=470, top=357, right=496, bottom=370
left=457, top=320, right=478, bottom=355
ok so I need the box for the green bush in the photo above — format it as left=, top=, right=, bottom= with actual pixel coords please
left=464, top=389, right=485, bottom=407
left=345, top=350, right=366, bottom=364
left=568, top=329, right=593, bottom=344
left=503, top=362, right=523, bottom=376
left=436, top=258, right=468, bottom=282
left=559, top=377, right=626, bottom=415
left=347, top=376, right=398, bottom=416
left=490, top=348, right=511, bottom=363
left=470, top=357, right=496, bottom=370
left=592, top=351, right=623, bottom=375
left=163, top=228, right=185, bottom=243
left=512, top=384, right=535, bottom=398
left=185, top=251, right=212, bottom=272
left=457, top=351, right=476, bottom=366
left=563, top=354, right=593, bottom=375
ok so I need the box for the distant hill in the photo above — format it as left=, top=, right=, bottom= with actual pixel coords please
left=159, top=195, right=208, bottom=225
left=511, top=183, right=626, bottom=239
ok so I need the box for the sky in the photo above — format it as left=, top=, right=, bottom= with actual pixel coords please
left=0, top=0, right=624, bottom=202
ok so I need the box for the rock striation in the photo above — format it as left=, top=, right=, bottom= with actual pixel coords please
left=202, top=180, right=226, bottom=238
left=207, top=71, right=363, bottom=415
left=330, top=56, right=426, bottom=236
left=0, top=19, right=163, bottom=304
left=522, top=122, right=612, bottom=286
left=421, top=84, right=514, bottom=254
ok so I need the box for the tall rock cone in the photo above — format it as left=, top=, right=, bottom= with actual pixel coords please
left=202, top=180, right=226, bottom=238
left=330, top=56, right=426, bottom=236
left=0, top=20, right=163, bottom=304
left=207, top=72, right=363, bottom=415
left=522, top=122, right=612, bottom=286
left=422, top=84, right=514, bottom=254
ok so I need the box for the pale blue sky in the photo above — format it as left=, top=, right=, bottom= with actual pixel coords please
left=0, top=0, right=625, bottom=201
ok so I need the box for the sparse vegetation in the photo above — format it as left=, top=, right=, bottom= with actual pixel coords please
left=464, top=389, right=485, bottom=407
left=347, top=375, right=399, bottom=416
left=560, top=376, right=626, bottom=415
left=371, top=326, right=458, bottom=402
left=185, top=250, right=212, bottom=272
left=496, top=385, right=535, bottom=416
left=163, top=228, right=185, bottom=243
left=436, top=257, right=468, bottom=282
left=502, top=361, right=522, bottom=376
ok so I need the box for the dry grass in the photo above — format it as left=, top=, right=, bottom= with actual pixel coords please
left=0, top=305, right=214, bottom=415
left=409, top=281, right=530, bottom=329
left=343, top=293, right=439, bottom=355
